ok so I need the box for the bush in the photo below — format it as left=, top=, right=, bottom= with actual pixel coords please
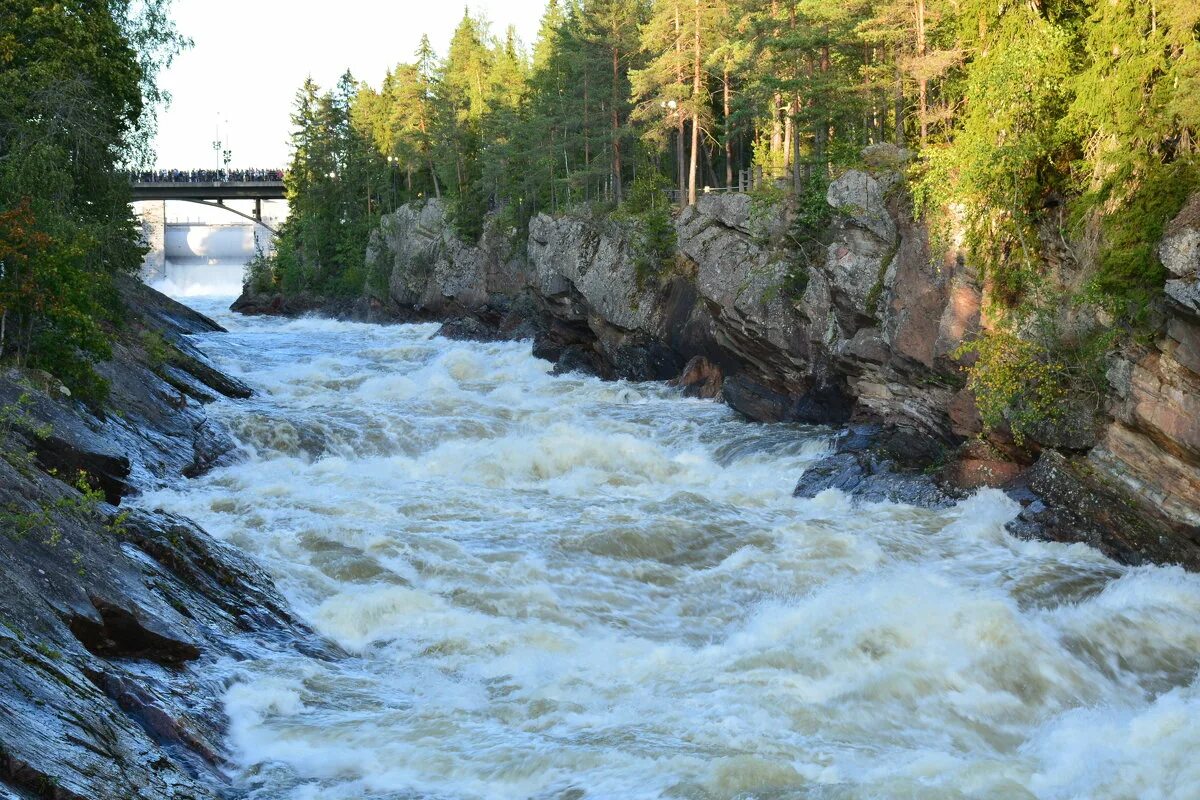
left=956, top=330, right=1068, bottom=444
left=1081, top=161, right=1199, bottom=320
left=616, top=167, right=677, bottom=288
left=244, top=247, right=278, bottom=294
left=955, top=302, right=1114, bottom=446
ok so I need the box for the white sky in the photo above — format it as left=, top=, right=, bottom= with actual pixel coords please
left=151, top=0, right=548, bottom=169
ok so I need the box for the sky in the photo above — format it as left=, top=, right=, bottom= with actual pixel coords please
left=151, top=0, right=548, bottom=169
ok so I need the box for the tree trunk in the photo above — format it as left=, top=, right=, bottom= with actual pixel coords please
left=723, top=66, right=733, bottom=188
left=771, top=95, right=783, bottom=169
left=793, top=97, right=803, bottom=192
left=611, top=44, right=624, bottom=204
left=583, top=72, right=591, bottom=202
left=783, top=113, right=793, bottom=174
left=916, top=0, right=928, bottom=147
left=815, top=43, right=830, bottom=166
left=675, top=1, right=686, bottom=206
left=702, top=140, right=720, bottom=189
left=894, top=47, right=905, bottom=145
left=688, top=0, right=701, bottom=206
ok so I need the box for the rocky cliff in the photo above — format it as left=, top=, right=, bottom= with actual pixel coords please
left=234, top=157, right=1200, bottom=570
left=0, top=278, right=326, bottom=799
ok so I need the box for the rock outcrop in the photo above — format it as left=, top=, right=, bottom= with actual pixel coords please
left=1082, top=198, right=1200, bottom=531
left=232, top=155, right=1200, bottom=570
left=0, top=280, right=324, bottom=799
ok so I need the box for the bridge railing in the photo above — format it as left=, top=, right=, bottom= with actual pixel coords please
left=129, top=169, right=285, bottom=185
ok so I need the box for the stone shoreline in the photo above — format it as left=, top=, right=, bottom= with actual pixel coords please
left=0, top=277, right=334, bottom=799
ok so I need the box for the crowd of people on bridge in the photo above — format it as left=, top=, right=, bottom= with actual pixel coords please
left=130, top=168, right=285, bottom=184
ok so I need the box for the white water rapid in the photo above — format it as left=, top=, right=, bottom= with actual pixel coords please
left=141, top=292, right=1200, bottom=800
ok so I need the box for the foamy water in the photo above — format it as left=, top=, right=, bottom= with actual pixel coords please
left=140, top=292, right=1200, bottom=800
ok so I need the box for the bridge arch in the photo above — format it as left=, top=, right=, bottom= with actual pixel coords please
left=167, top=198, right=280, bottom=234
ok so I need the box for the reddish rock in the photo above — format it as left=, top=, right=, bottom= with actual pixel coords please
left=947, top=388, right=983, bottom=438
left=670, top=356, right=723, bottom=399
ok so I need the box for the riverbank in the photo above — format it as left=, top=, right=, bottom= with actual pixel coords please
left=0, top=277, right=329, bottom=799
left=235, top=160, right=1200, bottom=572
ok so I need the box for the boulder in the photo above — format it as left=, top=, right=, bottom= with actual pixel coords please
left=793, top=425, right=956, bottom=508
left=826, top=169, right=897, bottom=244
left=722, top=375, right=853, bottom=424
left=1005, top=451, right=1200, bottom=569
left=671, top=356, right=723, bottom=399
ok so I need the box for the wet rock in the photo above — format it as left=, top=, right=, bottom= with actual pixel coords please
left=793, top=425, right=957, bottom=508
left=671, top=356, right=723, bottom=399
left=0, top=377, right=133, bottom=504
left=0, top=282, right=328, bottom=799
left=552, top=344, right=606, bottom=377
left=1004, top=451, right=1200, bottom=570
left=117, top=275, right=225, bottom=338
left=164, top=338, right=252, bottom=400
left=437, top=315, right=501, bottom=341
left=723, top=376, right=853, bottom=424
left=609, top=337, right=683, bottom=382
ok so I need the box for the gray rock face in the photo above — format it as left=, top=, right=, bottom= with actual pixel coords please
left=1160, top=195, right=1200, bottom=320
left=348, top=163, right=973, bottom=433
left=826, top=169, right=897, bottom=244
left=528, top=213, right=658, bottom=333
left=0, top=283, right=325, bottom=799
left=367, top=199, right=526, bottom=314
left=234, top=165, right=1200, bottom=566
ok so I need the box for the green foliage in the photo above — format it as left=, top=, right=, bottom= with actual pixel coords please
left=786, top=174, right=833, bottom=260
left=616, top=166, right=677, bottom=287
left=0, top=1, right=185, bottom=400
left=0, top=391, right=52, bottom=474
left=268, top=0, right=1197, bottom=357
left=864, top=244, right=899, bottom=319
left=916, top=6, right=1073, bottom=301
left=1, top=469, right=117, bottom=548
left=955, top=330, right=1069, bottom=445
left=954, top=299, right=1116, bottom=446
left=1080, top=161, right=1199, bottom=317
left=747, top=182, right=788, bottom=240
left=139, top=329, right=171, bottom=370
left=773, top=174, right=833, bottom=301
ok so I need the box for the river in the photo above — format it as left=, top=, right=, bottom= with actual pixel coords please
left=140, top=277, right=1200, bottom=800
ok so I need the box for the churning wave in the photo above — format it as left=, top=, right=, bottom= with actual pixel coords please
left=139, top=295, right=1200, bottom=800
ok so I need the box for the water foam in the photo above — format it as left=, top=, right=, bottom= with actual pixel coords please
left=138, top=293, right=1200, bottom=800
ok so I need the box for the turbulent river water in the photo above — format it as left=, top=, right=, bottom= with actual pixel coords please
left=141, top=282, right=1200, bottom=800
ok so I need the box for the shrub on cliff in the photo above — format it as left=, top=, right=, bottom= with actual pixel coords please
left=615, top=167, right=677, bottom=287
left=954, top=298, right=1115, bottom=448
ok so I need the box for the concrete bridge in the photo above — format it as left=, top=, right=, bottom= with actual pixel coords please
left=133, top=173, right=287, bottom=287
left=130, top=176, right=286, bottom=229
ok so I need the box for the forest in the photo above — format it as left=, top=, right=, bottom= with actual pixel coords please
left=269, top=0, right=1199, bottom=325
left=0, top=0, right=185, bottom=400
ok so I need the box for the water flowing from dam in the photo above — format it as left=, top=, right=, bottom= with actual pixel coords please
left=140, top=293, right=1200, bottom=800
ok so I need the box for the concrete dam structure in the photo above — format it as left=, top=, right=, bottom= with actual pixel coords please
left=137, top=200, right=281, bottom=296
